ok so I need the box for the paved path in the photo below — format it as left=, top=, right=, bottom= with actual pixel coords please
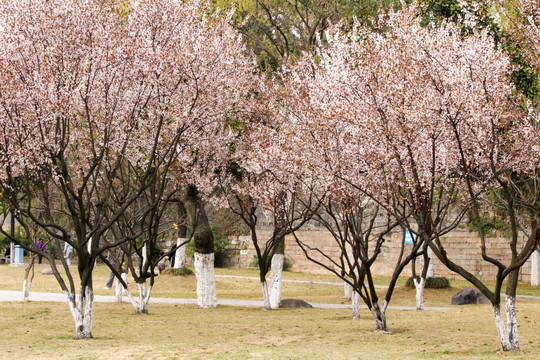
left=0, top=290, right=451, bottom=310
left=1, top=275, right=537, bottom=310
left=215, top=275, right=389, bottom=288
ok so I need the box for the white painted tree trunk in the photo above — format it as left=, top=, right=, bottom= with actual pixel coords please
left=194, top=252, right=217, bottom=308
left=413, top=277, right=426, bottom=310
left=261, top=281, right=271, bottom=310
left=174, top=238, right=187, bottom=269
left=531, top=250, right=539, bottom=286
left=268, top=254, right=284, bottom=309
left=23, top=260, right=35, bottom=302
left=493, top=298, right=520, bottom=351
left=23, top=279, right=32, bottom=302
left=420, top=247, right=435, bottom=278
left=352, top=291, right=360, bottom=319
left=371, top=301, right=390, bottom=333
left=66, top=286, right=94, bottom=339
left=115, top=272, right=128, bottom=303
left=124, top=282, right=153, bottom=314
left=344, top=280, right=351, bottom=301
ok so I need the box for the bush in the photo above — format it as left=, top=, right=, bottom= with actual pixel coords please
left=250, top=254, right=292, bottom=271
left=162, top=267, right=194, bottom=276
left=405, top=276, right=450, bottom=289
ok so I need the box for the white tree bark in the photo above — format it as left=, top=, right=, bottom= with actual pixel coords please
left=174, top=237, right=187, bottom=269
left=115, top=272, right=128, bottom=303
left=23, top=279, right=31, bottom=302
left=493, top=299, right=520, bottom=351
left=371, top=301, right=390, bottom=333
left=352, top=291, right=360, bottom=319
left=261, top=281, right=271, bottom=310
left=531, top=250, right=539, bottom=286
left=420, top=247, right=435, bottom=278
left=66, top=287, right=94, bottom=339
left=413, top=277, right=426, bottom=310
left=344, top=280, right=351, bottom=301
left=268, top=254, right=284, bottom=309
left=506, top=296, right=519, bottom=350
left=194, top=252, right=217, bottom=308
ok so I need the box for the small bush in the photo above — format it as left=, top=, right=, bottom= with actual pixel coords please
left=163, top=267, right=194, bottom=276
left=250, top=255, right=293, bottom=271
left=405, top=276, right=450, bottom=289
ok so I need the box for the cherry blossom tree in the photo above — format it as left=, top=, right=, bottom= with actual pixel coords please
left=0, top=0, right=257, bottom=336
left=217, top=105, right=321, bottom=309
left=497, top=0, right=540, bottom=73
left=280, top=1, right=539, bottom=348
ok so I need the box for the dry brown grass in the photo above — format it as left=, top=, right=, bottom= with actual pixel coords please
left=0, top=263, right=539, bottom=359
left=0, top=301, right=539, bottom=359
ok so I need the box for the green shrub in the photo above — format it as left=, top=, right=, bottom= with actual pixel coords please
left=250, top=254, right=292, bottom=271
left=405, top=276, right=450, bottom=289
left=163, top=267, right=194, bottom=276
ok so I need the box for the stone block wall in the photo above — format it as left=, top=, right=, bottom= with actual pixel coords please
left=222, top=228, right=538, bottom=283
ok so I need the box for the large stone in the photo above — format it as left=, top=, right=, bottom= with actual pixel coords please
left=278, top=298, right=313, bottom=308
left=474, top=289, right=491, bottom=304
left=451, top=287, right=477, bottom=305
left=41, top=267, right=53, bottom=275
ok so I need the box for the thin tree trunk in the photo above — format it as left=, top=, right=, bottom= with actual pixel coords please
left=413, top=277, right=426, bottom=311
left=352, top=291, right=360, bottom=319
left=175, top=201, right=188, bottom=269
left=23, top=256, right=35, bottom=302
left=531, top=250, right=539, bottom=286
left=174, top=238, right=187, bottom=269
left=261, top=280, right=271, bottom=310
left=114, top=273, right=127, bottom=303
left=344, top=280, right=351, bottom=302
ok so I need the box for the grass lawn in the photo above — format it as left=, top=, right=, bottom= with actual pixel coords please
left=0, top=263, right=539, bottom=359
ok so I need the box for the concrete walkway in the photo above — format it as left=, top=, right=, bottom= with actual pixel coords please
left=215, top=275, right=389, bottom=289
left=0, top=289, right=452, bottom=310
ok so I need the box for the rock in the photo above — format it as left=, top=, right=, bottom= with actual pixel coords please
left=41, top=267, right=53, bottom=275
left=452, top=287, right=490, bottom=305
left=451, top=287, right=477, bottom=305
left=278, top=298, right=313, bottom=308
left=474, top=289, right=490, bottom=304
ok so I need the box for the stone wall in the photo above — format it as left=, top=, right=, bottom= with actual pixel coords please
left=222, top=228, right=538, bottom=282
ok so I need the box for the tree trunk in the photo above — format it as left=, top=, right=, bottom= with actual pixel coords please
left=413, top=277, right=426, bottom=311
left=66, top=286, right=94, bottom=339
left=352, top=291, right=360, bottom=319
left=502, top=268, right=520, bottom=351
left=261, top=280, right=271, bottom=310
left=531, top=250, right=539, bottom=286
left=174, top=238, right=187, bottom=269
left=114, top=273, right=128, bottom=303
left=23, top=257, right=35, bottom=302
left=182, top=185, right=216, bottom=307
left=135, top=282, right=152, bottom=314
left=344, top=280, right=351, bottom=301
left=194, top=252, right=217, bottom=308
left=493, top=302, right=519, bottom=351
left=371, top=301, right=390, bottom=333
left=268, top=253, right=284, bottom=309
left=175, top=201, right=188, bottom=269
left=420, top=247, right=435, bottom=278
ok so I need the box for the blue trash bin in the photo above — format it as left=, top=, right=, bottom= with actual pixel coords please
left=14, top=245, right=24, bottom=263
